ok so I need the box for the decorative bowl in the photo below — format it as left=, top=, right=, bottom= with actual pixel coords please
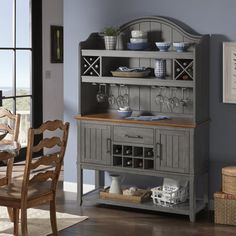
left=0, top=130, right=8, bottom=141
left=127, top=42, right=149, bottom=50
left=173, top=42, right=191, bottom=52
left=130, top=38, right=147, bottom=43
left=117, top=109, right=133, bottom=118
left=155, top=42, right=171, bottom=52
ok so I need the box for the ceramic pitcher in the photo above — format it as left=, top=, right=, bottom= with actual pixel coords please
left=109, top=175, right=122, bottom=194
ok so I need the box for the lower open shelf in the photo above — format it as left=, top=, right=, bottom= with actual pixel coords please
left=82, top=188, right=206, bottom=217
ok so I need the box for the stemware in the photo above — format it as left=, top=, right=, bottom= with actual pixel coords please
left=96, top=84, right=107, bottom=103
left=108, top=84, right=116, bottom=105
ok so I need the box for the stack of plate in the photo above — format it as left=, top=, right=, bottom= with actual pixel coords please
left=128, top=30, right=148, bottom=50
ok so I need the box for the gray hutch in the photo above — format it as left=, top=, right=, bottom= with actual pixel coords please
left=75, top=16, right=209, bottom=222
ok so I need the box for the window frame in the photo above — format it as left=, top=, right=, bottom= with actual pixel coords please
left=0, top=0, right=42, bottom=161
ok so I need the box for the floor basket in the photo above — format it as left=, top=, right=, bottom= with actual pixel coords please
left=222, top=166, right=236, bottom=195
left=214, top=192, right=236, bottom=225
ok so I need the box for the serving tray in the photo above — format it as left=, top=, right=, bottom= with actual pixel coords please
left=111, top=70, right=151, bottom=78
left=99, top=187, right=151, bottom=203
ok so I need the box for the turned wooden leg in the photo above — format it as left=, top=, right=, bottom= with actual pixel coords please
left=13, top=208, right=19, bottom=236
left=21, top=208, right=28, bottom=236
left=50, top=198, right=58, bottom=236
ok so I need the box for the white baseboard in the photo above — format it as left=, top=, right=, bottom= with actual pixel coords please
left=63, top=181, right=95, bottom=194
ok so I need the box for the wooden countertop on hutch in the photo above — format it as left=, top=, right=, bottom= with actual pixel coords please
left=75, top=113, right=200, bottom=128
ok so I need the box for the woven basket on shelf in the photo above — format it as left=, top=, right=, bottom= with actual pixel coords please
left=214, top=192, right=236, bottom=225
left=222, top=166, right=236, bottom=194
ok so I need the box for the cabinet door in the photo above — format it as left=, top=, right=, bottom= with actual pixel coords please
left=156, top=129, right=190, bottom=173
left=81, top=123, right=111, bottom=165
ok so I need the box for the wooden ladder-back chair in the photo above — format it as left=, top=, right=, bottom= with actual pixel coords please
left=0, top=120, right=69, bottom=235
left=0, top=107, right=21, bottom=186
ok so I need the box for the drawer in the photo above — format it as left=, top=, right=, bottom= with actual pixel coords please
left=113, top=126, right=154, bottom=145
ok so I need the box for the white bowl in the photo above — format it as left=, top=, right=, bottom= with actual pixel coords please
left=173, top=42, right=191, bottom=52
left=130, top=38, right=147, bottom=43
left=119, top=106, right=131, bottom=111
left=131, top=30, right=146, bottom=38
left=117, top=109, right=132, bottom=118
left=155, top=42, right=171, bottom=52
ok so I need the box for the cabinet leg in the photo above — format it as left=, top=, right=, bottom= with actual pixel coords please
left=189, top=176, right=196, bottom=222
left=95, top=170, right=105, bottom=189
left=189, top=214, right=196, bottom=223
left=78, top=166, right=83, bottom=206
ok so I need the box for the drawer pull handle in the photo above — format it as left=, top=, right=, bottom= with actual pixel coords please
left=125, top=134, right=143, bottom=139
left=156, top=142, right=161, bottom=159
left=106, top=138, right=111, bottom=153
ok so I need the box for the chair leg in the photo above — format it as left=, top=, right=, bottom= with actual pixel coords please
left=50, top=198, right=58, bottom=236
left=7, top=207, right=14, bottom=222
left=13, top=208, right=19, bottom=236
left=21, top=208, right=28, bottom=236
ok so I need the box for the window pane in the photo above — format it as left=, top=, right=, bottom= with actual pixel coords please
left=16, top=96, right=31, bottom=145
left=0, top=0, right=14, bottom=47
left=16, top=50, right=31, bottom=96
left=2, top=98, right=14, bottom=112
left=0, top=50, right=14, bottom=96
left=16, top=0, right=31, bottom=47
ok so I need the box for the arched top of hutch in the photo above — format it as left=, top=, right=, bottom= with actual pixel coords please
left=116, top=16, right=204, bottom=50
left=80, top=16, right=207, bottom=50
left=119, top=16, right=202, bottom=41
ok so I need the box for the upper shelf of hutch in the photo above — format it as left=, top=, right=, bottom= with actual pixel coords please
left=81, top=49, right=194, bottom=60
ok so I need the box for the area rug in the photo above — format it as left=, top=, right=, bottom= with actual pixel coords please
left=0, top=206, right=88, bottom=235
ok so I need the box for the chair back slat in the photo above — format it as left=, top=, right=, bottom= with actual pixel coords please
left=29, top=170, right=55, bottom=184
left=32, top=137, right=62, bottom=153
left=0, top=124, right=14, bottom=135
left=21, top=120, right=69, bottom=199
left=30, top=153, right=60, bottom=170
left=0, top=107, right=20, bottom=143
left=34, top=120, right=67, bottom=134
left=0, top=108, right=21, bottom=187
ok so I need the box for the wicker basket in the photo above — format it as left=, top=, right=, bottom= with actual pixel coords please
left=151, top=185, right=188, bottom=207
left=214, top=192, right=236, bottom=225
left=222, top=166, right=236, bottom=194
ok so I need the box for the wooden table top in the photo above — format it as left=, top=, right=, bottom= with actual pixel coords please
left=75, top=113, right=207, bottom=128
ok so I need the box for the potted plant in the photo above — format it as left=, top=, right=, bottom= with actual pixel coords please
left=103, top=26, right=119, bottom=50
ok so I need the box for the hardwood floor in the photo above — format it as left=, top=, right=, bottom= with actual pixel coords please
left=54, top=183, right=236, bottom=235
left=4, top=164, right=236, bottom=236
left=54, top=186, right=236, bottom=236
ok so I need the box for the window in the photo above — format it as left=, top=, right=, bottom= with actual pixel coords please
left=0, top=0, right=42, bottom=151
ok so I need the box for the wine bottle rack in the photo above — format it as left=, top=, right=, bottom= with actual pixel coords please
left=112, top=144, right=154, bottom=170
left=82, top=56, right=101, bottom=76
left=174, top=59, right=193, bottom=81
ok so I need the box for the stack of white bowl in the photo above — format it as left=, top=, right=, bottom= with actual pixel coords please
left=130, top=30, right=147, bottom=44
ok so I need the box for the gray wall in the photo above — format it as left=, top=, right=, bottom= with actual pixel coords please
left=43, top=0, right=64, bottom=122
left=64, top=0, right=236, bottom=198
left=63, top=0, right=121, bottom=185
